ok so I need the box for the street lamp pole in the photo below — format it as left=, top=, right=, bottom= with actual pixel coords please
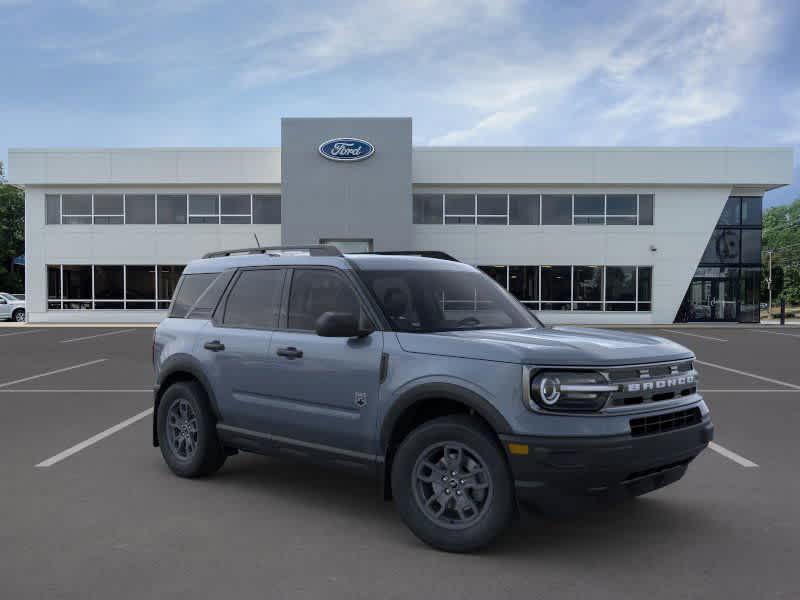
left=768, top=250, right=773, bottom=319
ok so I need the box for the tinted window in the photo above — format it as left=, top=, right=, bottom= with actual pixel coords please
left=126, top=266, right=155, bottom=299
left=94, top=266, right=123, bottom=299
left=509, top=266, right=538, bottom=303
left=63, top=265, right=92, bottom=299
left=62, top=194, right=92, bottom=224
left=573, top=195, right=604, bottom=224
left=158, top=266, right=184, bottom=300
left=541, top=266, right=571, bottom=306
left=606, top=266, right=635, bottom=301
left=288, top=269, right=362, bottom=331
left=477, top=194, right=507, bottom=224
left=413, top=194, right=443, bottom=224
left=189, top=194, right=219, bottom=223
left=509, top=194, right=539, bottom=225
left=740, top=229, right=761, bottom=263
left=93, top=194, right=124, bottom=224
left=171, top=273, right=218, bottom=318
left=638, top=266, right=652, bottom=303
left=741, top=197, right=762, bottom=226
left=222, top=269, right=283, bottom=328
left=541, top=195, right=571, bottom=225
left=478, top=265, right=506, bottom=286
left=253, top=194, right=281, bottom=224
left=717, top=197, right=740, bottom=225
left=638, top=194, right=654, bottom=225
left=702, top=229, right=740, bottom=263
left=46, top=194, right=60, bottom=224
left=125, top=194, right=155, bottom=224
left=221, top=194, right=250, bottom=224
left=606, top=194, right=637, bottom=225
left=157, top=194, right=187, bottom=224
left=573, top=266, right=602, bottom=301
left=47, top=265, right=61, bottom=299
left=444, top=194, right=475, bottom=224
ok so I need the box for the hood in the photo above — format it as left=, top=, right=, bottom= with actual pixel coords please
left=395, top=326, right=693, bottom=366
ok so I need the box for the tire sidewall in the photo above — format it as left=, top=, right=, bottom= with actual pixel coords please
left=13, top=309, right=25, bottom=322
left=157, top=381, right=223, bottom=477
left=391, top=416, right=514, bottom=552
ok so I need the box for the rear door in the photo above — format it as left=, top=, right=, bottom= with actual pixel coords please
left=263, top=267, right=384, bottom=460
left=0, top=295, right=10, bottom=319
left=199, top=267, right=286, bottom=432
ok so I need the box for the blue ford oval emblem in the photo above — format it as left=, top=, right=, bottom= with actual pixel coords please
left=318, top=138, right=375, bottom=162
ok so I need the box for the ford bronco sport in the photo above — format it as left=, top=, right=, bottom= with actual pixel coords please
left=152, top=246, right=713, bottom=552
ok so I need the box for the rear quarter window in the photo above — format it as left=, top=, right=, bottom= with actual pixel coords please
left=170, top=273, right=220, bottom=318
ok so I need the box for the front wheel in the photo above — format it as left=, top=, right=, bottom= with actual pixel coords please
left=12, top=309, right=25, bottom=322
left=157, top=381, right=226, bottom=477
left=391, top=415, right=514, bottom=552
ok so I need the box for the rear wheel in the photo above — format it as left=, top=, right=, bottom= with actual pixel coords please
left=157, top=381, right=225, bottom=477
left=12, top=309, right=25, bottom=322
left=391, top=415, right=514, bottom=552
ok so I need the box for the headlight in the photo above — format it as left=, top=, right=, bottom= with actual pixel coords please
left=529, top=370, right=618, bottom=412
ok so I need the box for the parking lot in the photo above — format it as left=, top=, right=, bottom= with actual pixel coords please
left=1, top=324, right=798, bottom=599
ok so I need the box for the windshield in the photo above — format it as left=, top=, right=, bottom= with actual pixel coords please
left=357, top=268, right=541, bottom=333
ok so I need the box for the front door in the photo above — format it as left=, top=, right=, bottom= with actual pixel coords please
left=263, top=267, right=384, bottom=460
left=685, top=278, right=738, bottom=321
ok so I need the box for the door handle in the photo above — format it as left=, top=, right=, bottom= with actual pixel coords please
left=203, top=340, right=226, bottom=352
left=276, top=346, right=303, bottom=359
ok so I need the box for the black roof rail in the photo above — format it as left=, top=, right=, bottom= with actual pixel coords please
left=202, top=245, right=343, bottom=259
left=353, top=250, right=460, bottom=262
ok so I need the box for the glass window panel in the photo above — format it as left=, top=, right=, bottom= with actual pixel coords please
left=606, top=266, right=635, bottom=301
left=574, top=302, right=602, bottom=311
left=221, top=194, right=250, bottom=215
left=62, top=265, right=92, bottom=299
left=47, top=266, right=61, bottom=299
left=541, top=266, right=571, bottom=301
left=62, top=194, right=91, bottom=215
left=477, top=194, right=507, bottom=215
left=126, top=301, right=157, bottom=310
left=187, top=271, right=234, bottom=319
left=413, top=194, right=443, bottom=224
left=638, top=194, right=654, bottom=225
left=62, top=216, right=93, bottom=224
left=478, top=266, right=507, bottom=287
left=605, top=303, right=636, bottom=311
left=189, top=216, right=219, bottom=224
left=740, top=229, right=761, bottom=263
left=445, top=216, right=476, bottom=224
left=509, top=194, right=540, bottom=225
left=509, top=266, right=538, bottom=302
left=541, top=195, right=571, bottom=224
left=93, top=215, right=124, bottom=224
left=48, top=301, right=63, bottom=310
left=125, top=194, right=155, bottom=224
left=574, top=215, right=605, bottom=225
left=46, top=194, right=61, bottom=224
left=171, top=273, right=217, bottom=318
left=739, top=267, right=760, bottom=323
left=220, top=215, right=251, bottom=224
left=64, top=301, right=92, bottom=310
left=638, top=267, right=652, bottom=302
left=223, top=269, right=284, bottom=329
left=253, top=194, right=281, bottom=224
left=573, top=195, right=604, bottom=215
left=702, top=229, right=740, bottom=263
left=477, top=216, right=507, bottom=225
left=288, top=269, right=363, bottom=331
left=93, top=265, right=123, bottom=299
left=637, top=302, right=652, bottom=312
left=741, top=196, right=762, bottom=226
left=158, top=265, right=184, bottom=300
left=573, top=266, right=602, bottom=301
left=95, top=301, right=125, bottom=310
left=125, top=265, right=156, bottom=299
left=606, top=216, right=637, bottom=225
left=94, top=194, right=123, bottom=214
left=717, top=197, right=741, bottom=225
left=157, top=194, right=187, bottom=224
left=541, top=302, right=571, bottom=311
left=606, top=194, right=636, bottom=215
left=189, top=194, right=219, bottom=215
left=445, top=194, right=475, bottom=217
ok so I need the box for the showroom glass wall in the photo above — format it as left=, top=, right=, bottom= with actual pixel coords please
left=675, top=196, right=762, bottom=322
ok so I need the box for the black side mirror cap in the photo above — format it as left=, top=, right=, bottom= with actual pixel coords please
left=315, top=311, right=373, bottom=338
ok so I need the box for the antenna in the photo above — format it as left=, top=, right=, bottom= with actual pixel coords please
left=253, top=233, right=261, bottom=248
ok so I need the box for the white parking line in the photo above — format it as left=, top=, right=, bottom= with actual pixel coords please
left=695, top=359, right=800, bottom=390
left=0, top=359, right=107, bottom=389
left=747, top=329, right=800, bottom=339
left=700, top=389, right=800, bottom=393
left=0, top=329, right=44, bottom=338
left=0, top=389, right=150, bottom=393
left=659, top=329, right=728, bottom=342
left=708, top=442, right=758, bottom=468
left=59, top=329, right=135, bottom=343
left=35, top=407, right=153, bottom=468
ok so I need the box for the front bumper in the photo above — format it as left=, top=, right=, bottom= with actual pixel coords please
left=500, top=414, right=713, bottom=509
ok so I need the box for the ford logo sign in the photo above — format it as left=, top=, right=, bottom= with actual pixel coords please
left=318, top=138, right=375, bottom=162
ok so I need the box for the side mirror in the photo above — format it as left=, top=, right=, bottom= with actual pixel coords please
left=315, top=311, right=373, bottom=338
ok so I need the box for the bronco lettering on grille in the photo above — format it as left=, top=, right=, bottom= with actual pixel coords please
left=625, top=373, right=695, bottom=393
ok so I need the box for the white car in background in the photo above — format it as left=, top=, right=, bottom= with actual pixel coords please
left=0, top=293, right=26, bottom=322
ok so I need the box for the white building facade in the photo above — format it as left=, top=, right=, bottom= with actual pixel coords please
left=9, top=117, right=794, bottom=325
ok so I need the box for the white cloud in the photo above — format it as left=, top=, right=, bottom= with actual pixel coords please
left=429, top=107, right=536, bottom=145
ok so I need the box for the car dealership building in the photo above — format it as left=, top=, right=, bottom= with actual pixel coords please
left=9, top=117, right=794, bottom=325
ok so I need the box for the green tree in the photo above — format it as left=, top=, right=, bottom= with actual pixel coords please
left=762, top=197, right=800, bottom=306
left=0, top=161, right=25, bottom=293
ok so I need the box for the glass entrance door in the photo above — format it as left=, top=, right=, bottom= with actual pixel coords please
left=684, top=277, right=738, bottom=321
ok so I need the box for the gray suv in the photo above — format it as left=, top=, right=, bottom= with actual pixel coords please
left=153, top=246, right=713, bottom=552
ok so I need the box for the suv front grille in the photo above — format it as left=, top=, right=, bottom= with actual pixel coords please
left=629, top=407, right=702, bottom=437
left=607, top=360, right=697, bottom=408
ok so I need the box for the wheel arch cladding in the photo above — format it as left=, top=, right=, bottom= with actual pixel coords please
left=379, top=383, right=513, bottom=499
left=153, top=359, right=220, bottom=447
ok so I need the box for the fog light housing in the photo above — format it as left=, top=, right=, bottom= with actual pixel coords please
left=529, top=371, right=617, bottom=412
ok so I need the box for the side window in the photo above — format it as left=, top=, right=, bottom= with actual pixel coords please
left=170, top=273, right=218, bottom=318
left=287, top=269, right=363, bottom=331
left=222, top=269, right=284, bottom=329
left=187, top=270, right=234, bottom=319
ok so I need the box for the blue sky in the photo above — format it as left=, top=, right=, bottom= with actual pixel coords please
left=1, top=0, right=798, bottom=207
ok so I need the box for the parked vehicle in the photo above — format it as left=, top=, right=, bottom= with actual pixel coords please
left=0, top=293, right=26, bottom=322
left=152, top=246, right=713, bottom=552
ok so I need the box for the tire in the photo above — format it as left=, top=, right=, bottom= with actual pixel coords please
left=12, top=309, right=25, bottom=322
left=391, top=415, right=514, bottom=553
left=157, top=381, right=226, bottom=478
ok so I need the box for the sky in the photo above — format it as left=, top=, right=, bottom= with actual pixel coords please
left=1, top=0, right=798, bottom=207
